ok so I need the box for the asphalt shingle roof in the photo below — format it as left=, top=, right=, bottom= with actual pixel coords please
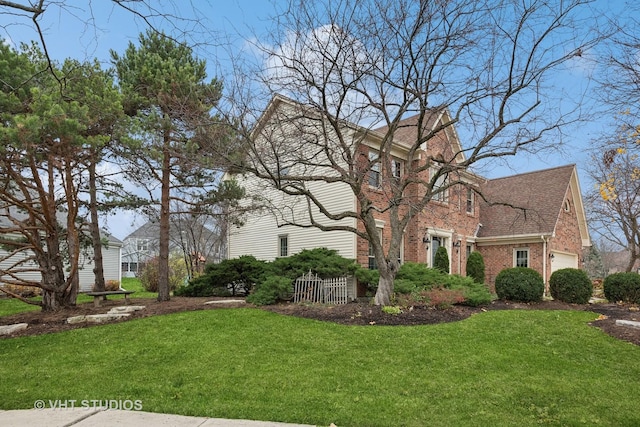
left=478, top=164, right=575, bottom=237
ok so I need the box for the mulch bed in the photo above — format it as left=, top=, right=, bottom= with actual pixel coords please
left=1, top=297, right=639, bottom=346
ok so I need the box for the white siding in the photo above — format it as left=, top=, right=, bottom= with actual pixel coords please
left=78, top=241, right=123, bottom=292
left=229, top=175, right=357, bottom=261
left=0, top=241, right=122, bottom=293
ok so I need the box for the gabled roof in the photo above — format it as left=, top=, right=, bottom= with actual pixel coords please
left=124, top=221, right=160, bottom=240
left=478, top=165, right=589, bottom=243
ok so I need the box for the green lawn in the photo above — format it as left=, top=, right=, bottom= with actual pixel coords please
left=0, top=278, right=157, bottom=316
left=0, top=307, right=638, bottom=426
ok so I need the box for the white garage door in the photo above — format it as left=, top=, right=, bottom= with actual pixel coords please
left=550, top=252, right=578, bottom=272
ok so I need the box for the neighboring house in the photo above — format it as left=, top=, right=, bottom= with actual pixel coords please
left=228, top=96, right=591, bottom=297
left=122, top=219, right=225, bottom=278
left=78, top=235, right=123, bottom=292
left=0, top=210, right=122, bottom=293
left=121, top=221, right=159, bottom=277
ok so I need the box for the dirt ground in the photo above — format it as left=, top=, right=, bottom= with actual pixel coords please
left=1, top=296, right=639, bottom=346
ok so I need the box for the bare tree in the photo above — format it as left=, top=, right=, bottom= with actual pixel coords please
left=0, top=1, right=220, bottom=71
left=586, top=126, right=640, bottom=272
left=223, top=0, right=604, bottom=305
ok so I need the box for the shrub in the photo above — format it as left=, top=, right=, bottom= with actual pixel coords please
left=495, top=267, right=544, bottom=302
left=176, top=255, right=271, bottom=297
left=434, top=246, right=450, bottom=274
left=0, top=284, right=41, bottom=298
left=396, top=262, right=446, bottom=288
left=272, top=247, right=359, bottom=280
left=139, top=255, right=188, bottom=292
left=466, top=251, right=485, bottom=284
left=423, top=287, right=465, bottom=309
left=603, top=272, right=640, bottom=304
left=355, top=267, right=379, bottom=296
left=382, top=305, right=402, bottom=315
left=549, top=268, right=592, bottom=304
left=246, top=276, right=293, bottom=306
left=394, top=279, right=418, bottom=294
left=104, top=280, right=121, bottom=291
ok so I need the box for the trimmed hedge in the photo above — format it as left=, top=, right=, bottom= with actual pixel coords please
left=434, top=246, right=450, bottom=274
left=466, top=251, right=485, bottom=284
left=495, top=267, right=544, bottom=302
left=549, top=268, right=592, bottom=304
left=603, top=272, right=640, bottom=303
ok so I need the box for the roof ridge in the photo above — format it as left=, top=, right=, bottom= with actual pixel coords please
left=488, top=163, right=575, bottom=182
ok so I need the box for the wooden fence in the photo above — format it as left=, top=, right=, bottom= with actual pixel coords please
left=293, top=270, right=349, bottom=305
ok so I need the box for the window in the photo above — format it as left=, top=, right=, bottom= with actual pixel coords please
left=278, top=235, right=288, bottom=257
left=121, top=262, right=129, bottom=272
left=392, top=159, right=403, bottom=181
left=514, top=249, right=529, bottom=268
left=368, top=241, right=377, bottom=270
left=137, top=239, right=148, bottom=252
left=368, top=151, right=380, bottom=187
left=432, top=169, right=448, bottom=202
left=368, top=228, right=383, bottom=270
left=466, top=188, right=474, bottom=214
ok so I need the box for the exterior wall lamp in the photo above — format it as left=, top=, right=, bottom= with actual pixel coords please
left=549, top=253, right=555, bottom=259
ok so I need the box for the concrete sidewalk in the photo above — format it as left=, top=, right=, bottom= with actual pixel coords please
left=0, top=409, right=317, bottom=427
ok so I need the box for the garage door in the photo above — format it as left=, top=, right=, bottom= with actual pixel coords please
left=550, top=252, right=578, bottom=272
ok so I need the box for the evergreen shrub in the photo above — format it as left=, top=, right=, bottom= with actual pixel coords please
left=549, top=268, right=592, bottom=304
left=603, top=272, right=640, bottom=304
left=495, top=267, right=544, bottom=302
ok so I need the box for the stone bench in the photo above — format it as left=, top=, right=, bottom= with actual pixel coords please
left=85, top=290, right=135, bottom=307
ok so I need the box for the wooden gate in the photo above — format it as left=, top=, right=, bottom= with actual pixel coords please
left=293, top=270, right=348, bottom=305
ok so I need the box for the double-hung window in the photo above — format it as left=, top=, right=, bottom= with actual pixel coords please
left=466, top=188, right=474, bottom=214
left=432, top=168, right=448, bottom=202
left=514, top=248, right=529, bottom=268
left=368, top=151, right=380, bottom=187
left=278, top=235, right=289, bottom=257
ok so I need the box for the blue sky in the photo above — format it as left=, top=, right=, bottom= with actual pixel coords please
left=0, top=1, right=627, bottom=239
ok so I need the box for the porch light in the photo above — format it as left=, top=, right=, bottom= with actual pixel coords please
left=549, top=253, right=555, bottom=259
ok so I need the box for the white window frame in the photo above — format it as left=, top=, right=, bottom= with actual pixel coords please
left=278, top=234, right=289, bottom=257
left=432, top=168, right=448, bottom=203
left=368, top=151, right=380, bottom=187
left=466, top=188, right=474, bottom=214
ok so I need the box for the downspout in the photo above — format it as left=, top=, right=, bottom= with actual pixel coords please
left=541, top=235, right=548, bottom=296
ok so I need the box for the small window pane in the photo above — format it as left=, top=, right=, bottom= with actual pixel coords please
left=515, top=250, right=528, bottom=268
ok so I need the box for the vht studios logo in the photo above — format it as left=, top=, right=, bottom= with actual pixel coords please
left=34, top=399, right=143, bottom=411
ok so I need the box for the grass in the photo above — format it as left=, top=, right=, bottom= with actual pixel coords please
left=0, top=278, right=158, bottom=316
left=0, top=307, right=639, bottom=426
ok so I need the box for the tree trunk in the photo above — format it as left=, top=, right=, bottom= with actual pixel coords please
left=40, top=256, right=68, bottom=312
left=157, top=131, right=171, bottom=302
left=88, top=159, right=106, bottom=292
left=374, top=272, right=394, bottom=306
left=62, top=166, right=81, bottom=307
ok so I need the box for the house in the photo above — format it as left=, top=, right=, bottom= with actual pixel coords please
left=122, top=219, right=225, bottom=278
left=0, top=210, right=123, bottom=293
left=476, top=165, right=591, bottom=292
left=227, top=95, right=591, bottom=297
